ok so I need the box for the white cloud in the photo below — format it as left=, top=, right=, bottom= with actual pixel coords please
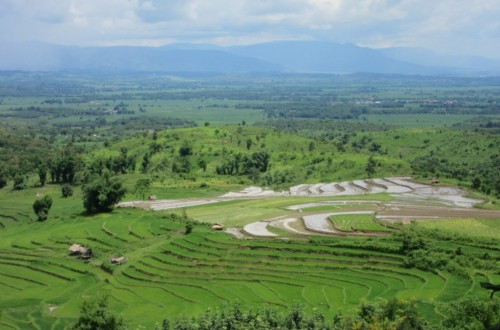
left=0, top=0, right=499, bottom=58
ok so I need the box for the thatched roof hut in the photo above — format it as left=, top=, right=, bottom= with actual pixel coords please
left=69, top=244, right=93, bottom=258
left=212, top=223, right=224, bottom=231
left=111, top=256, right=126, bottom=265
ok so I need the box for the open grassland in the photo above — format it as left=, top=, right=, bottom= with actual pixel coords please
left=0, top=185, right=499, bottom=329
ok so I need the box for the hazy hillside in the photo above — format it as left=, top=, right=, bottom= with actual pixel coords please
left=2, top=41, right=500, bottom=75
left=1, top=43, right=283, bottom=73
left=227, top=41, right=428, bottom=74
left=380, top=47, right=500, bottom=75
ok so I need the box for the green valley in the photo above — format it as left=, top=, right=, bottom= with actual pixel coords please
left=0, top=72, right=498, bottom=329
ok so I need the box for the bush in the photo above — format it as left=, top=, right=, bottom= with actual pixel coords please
left=442, top=296, right=500, bottom=330
left=0, top=174, right=7, bottom=189
left=73, top=296, right=126, bottom=330
left=185, top=222, right=194, bottom=235
left=61, top=184, right=74, bottom=198
left=13, top=175, right=26, bottom=190
left=100, top=261, right=115, bottom=274
left=161, top=299, right=427, bottom=330
left=33, top=195, right=53, bottom=221
left=82, top=171, right=126, bottom=214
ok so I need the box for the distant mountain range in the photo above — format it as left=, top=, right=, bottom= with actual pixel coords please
left=2, top=41, right=500, bottom=76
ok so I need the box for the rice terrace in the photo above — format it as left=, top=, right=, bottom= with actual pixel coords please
left=0, top=72, right=499, bottom=329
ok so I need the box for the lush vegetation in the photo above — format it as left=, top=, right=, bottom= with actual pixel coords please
left=0, top=180, right=498, bottom=328
left=1, top=73, right=499, bottom=196
left=0, top=72, right=498, bottom=329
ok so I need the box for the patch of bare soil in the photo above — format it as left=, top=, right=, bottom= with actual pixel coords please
left=243, top=221, right=278, bottom=237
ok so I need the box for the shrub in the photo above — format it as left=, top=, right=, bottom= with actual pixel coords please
left=100, top=261, right=115, bottom=274
left=73, top=296, right=126, bottom=330
left=62, top=184, right=73, bottom=198
left=13, top=175, right=26, bottom=190
left=442, top=296, right=500, bottom=330
left=33, top=195, right=53, bottom=221
left=0, top=175, right=6, bottom=189
left=185, top=222, right=194, bottom=235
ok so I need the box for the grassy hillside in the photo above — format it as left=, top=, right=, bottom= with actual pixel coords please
left=87, top=124, right=498, bottom=199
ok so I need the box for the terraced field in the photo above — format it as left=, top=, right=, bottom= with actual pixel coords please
left=329, top=212, right=393, bottom=232
left=0, top=204, right=498, bottom=329
left=1, top=178, right=499, bottom=328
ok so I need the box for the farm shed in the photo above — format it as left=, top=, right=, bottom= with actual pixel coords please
left=69, top=244, right=93, bottom=258
left=111, top=256, right=126, bottom=265
left=212, top=223, right=224, bottom=231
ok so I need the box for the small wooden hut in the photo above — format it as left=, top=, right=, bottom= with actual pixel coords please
left=69, top=244, right=93, bottom=258
left=111, top=256, right=126, bottom=265
left=212, top=223, right=224, bottom=231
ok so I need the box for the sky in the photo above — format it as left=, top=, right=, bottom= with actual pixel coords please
left=1, top=0, right=499, bottom=59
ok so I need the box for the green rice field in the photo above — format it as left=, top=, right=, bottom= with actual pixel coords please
left=329, top=213, right=393, bottom=232
left=0, top=201, right=498, bottom=328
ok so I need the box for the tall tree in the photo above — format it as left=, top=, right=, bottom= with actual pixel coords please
left=82, top=171, right=127, bottom=214
left=133, top=178, right=151, bottom=200
left=365, top=155, right=377, bottom=177
left=37, top=165, right=47, bottom=186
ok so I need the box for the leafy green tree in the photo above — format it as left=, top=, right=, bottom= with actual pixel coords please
left=246, top=138, right=253, bottom=150
left=472, top=177, right=481, bottom=190
left=442, top=296, right=500, bottom=330
left=0, top=172, right=7, bottom=189
left=49, top=154, right=81, bottom=184
left=400, top=231, right=426, bottom=253
left=172, top=157, right=192, bottom=174
left=33, top=195, right=53, bottom=221
left=13, top=175, right=26, bottom=190
left=198, top=159, right=207, bottom=172
left=179, top=142, right=193, bottom=157
left=38, top=165, right=47, bottom=186
left=61, top=184, right=74, bottom=198
left=185, top=222, right=194, bottom=235
left=82, top=171, right=127, bottom=214
left=161, top=300, right=426, bottom=330
left=357, top=298, right=426, bottom=330
left=140, top=153, right=150, bottom=174
left=133, top=178, right=151, bottom=200
left=365, top=155, right=377, bottom=177
left=73, top=296, right=126, bottom=330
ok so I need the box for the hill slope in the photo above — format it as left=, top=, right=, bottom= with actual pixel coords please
left=2, top=41, right=500, bottom=75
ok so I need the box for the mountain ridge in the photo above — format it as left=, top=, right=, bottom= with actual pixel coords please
left=1, top=41, right=499, bottom=76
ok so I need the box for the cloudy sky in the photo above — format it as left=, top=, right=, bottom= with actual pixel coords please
left=1, top=0, right=499, bottom=58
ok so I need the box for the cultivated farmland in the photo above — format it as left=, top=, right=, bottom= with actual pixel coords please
left=0, top=179, right=499, bottom=328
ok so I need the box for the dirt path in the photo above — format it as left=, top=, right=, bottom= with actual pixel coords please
left=269, top=218, right=309, bottom=235
left=243, top=221, right=278, bottom=237
left=118, top=198, right=226, bottom=210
